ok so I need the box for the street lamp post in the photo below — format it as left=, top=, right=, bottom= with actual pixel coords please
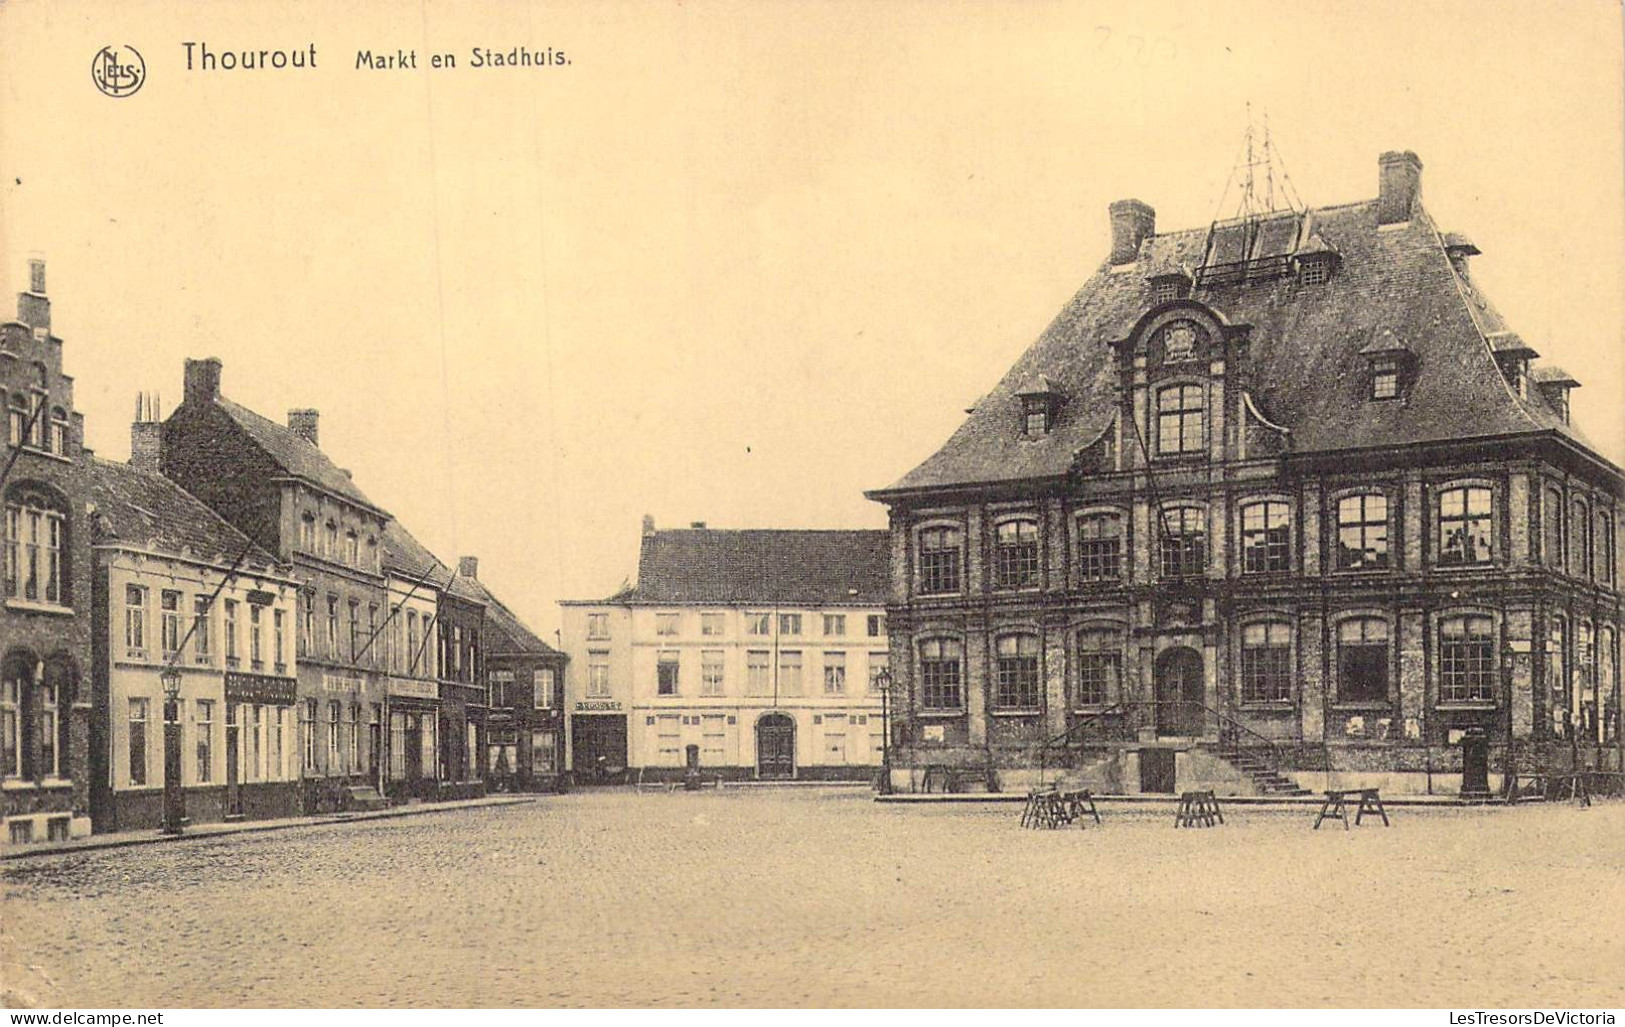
left=160, top=667, right=185, bottom=836
left=874, top=668, right=893, bottom=796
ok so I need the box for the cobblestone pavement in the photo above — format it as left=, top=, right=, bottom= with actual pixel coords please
left=3, top=791, right=1622, bottom=1008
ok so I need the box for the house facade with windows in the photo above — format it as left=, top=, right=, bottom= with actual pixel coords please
left=162, top=359, right=394, bottom=812
left=2, top=260, right=94, bottom=844
left=86, top=439, right=301, bottom=832
left=867, top=151, right=1622, bottom=795
left=379, top=520, right=451, bottom=801
left=560, top=522, right=891, bottom=781
left=456, top=556, right=567, bottom=793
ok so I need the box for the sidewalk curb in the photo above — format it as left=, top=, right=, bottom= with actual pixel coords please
left=3, top=796, right=538, bottom=861
left=874, top=792, right=1533, bottom=808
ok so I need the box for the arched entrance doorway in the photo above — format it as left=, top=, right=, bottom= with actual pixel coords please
left=1155, top=647, right=1205, bottom=737
left=756, top=713, right=795, bottom=779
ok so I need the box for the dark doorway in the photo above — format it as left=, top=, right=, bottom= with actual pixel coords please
left=756, top=713, right=796, bottom=779
left=1155, top=647, right=1205, bottom=737
left=571, top=715, right=628, bottom=781
left=225, top=703, right=242, bottom=817
left=1139, top=747, right=1177, bottom=793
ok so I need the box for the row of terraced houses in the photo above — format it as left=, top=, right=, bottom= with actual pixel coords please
left=2, top=263, right=565, bottom=845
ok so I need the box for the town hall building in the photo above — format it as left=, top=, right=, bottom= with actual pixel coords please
left=867, top=151, right=1622, bottom=796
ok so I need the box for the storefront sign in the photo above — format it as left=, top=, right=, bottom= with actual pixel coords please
left=320, top=673, right=365, bottom=695
left=575, top=700, right=622, bottom=712
left=388, top=676, right=439, bottom=700
left=225, top=672, right=298, bottom=705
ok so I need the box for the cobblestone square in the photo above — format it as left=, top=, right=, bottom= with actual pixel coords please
left=3, top=790, right=1622, bottom=1008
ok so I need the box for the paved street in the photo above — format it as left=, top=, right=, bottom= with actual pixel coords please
left=4, top=790, right=1623, bottom=1008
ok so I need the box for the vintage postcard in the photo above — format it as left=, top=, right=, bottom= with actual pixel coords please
left=1, top=0, right=1622, bottom=1014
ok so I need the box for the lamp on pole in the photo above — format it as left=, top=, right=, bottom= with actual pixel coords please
left=874, top=667, right=893, bottom=796
left=160, top=667, right=185, bottom=836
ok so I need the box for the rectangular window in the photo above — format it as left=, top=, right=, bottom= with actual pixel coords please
left=37, top=682, right=57, bottom=778
left=348, top=599, right=361, bottom=661
left=994, top=519, right=1041, bottom=589
left=271, top=707, right=285, bottom=780
left=657, top=652, right=680, bottom=696
left=823, top=652, right=847, bottom=695
left=1301, top=261, right=1330, bottom=287
left=302, top=699, right=317, bottom=773
left=746, top=650, right=771, bottom=696
left=1240, top=502, right=1291, bottom=574
left=534, top=667, right=555, bottom=709
left=700, top=651, right=725, bottom=696
left=586, top=613, right=609, bottom=639
left=160, top=590, right=182, bottom=655
left=700, top=613, right=724, bottom=637
left=274, top=610, right=286, bottom=669
left=1598, top=514, right=1615, bottom=584
left=128, top=697, right=149, bottom=786
left=327, top=700, right=341, bottom=774
left=195, top=699, right=214, bottom=783
left=920, top=638, right=963, bottom=710
left=1157, top=384, right=1205, bottom=454
left=777, top=650, right=804, bottom=696
left=1440, top=616, right=1496, bottom=703
left=531, top=729, right=556, bottom=774
left=1, top=679, right=18, bottom=778
left=4, top=499, right=65, bottom=606
left=250, top=604, right=264, bottom=667
left=489, top=670, right=513, bottom=708
left=326, top=595, right=339, bottom=653
left=389, top=711, right=407, bottom=780
left=1438, top=486, right=1493, bottom=566
left=299, top=591, right=314, bottom=657
left=823, top=614, right=846, bottom=637
left=655, top=613, right=680, bottom=637
left=349, top=702, right=362, bottom=774
left=994, top=635, right=1041, bottom=710
left=867, top=652, right=890, bottom=694
left=1159, top=507, right=1207, bottom=579
left=1570, top=501, right=1592, bottom=578
left=1336, top=494, right=1389, bottom=571
left=700, top=715, right=726, bottom=765
left=867, top=614, right=886, bottom=638
left=1371, top=358, right=1400, bottom=400
left=193, top=596, right=212, bottom=660
left=1544, top=487, right=1565, bottom=569
left=125, top=585, right=147, bottom=653
left=1241, top=623, right=1292, bottom=703
left=918, top=526, right=963, bottom=595
left=745, top=613, right=771, bottom=636
left=366, top=605, right=379, bottom=665
left=587, top=653, right=611, bottom=698
left=1075, top=630, right=1120, bottom=707
left=1077, top=513, right=1123, bottom=582
left=299, top=515, right=316, bottom=553
left=1337, top=619, right=1390, bottom=704
left=778, top=613, right=802, bottom=636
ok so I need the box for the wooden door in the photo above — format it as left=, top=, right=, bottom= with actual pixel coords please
left=1155, top=648, right=1205, bottom=737
left=756, top=713, right=795, bottom=779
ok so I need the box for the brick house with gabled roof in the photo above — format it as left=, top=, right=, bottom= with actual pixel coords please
left=867, top=150, right=1622, bottom=796
left=560, top=521, right=891, bottom=782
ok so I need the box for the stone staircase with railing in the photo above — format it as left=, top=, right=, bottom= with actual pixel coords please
left=1200, top=743, right=1313, bottom=796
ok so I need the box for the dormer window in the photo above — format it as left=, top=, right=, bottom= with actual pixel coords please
left=1294, top=232, right=1340, bottom=286
left=1153, top=281, right=1179, bottom=304
left=1488, top=333, right=1538, bottom=398
left=1015, top=375, right=1060, bottom=437
left=1360, top=328, right=1414, bottom=402
left=1531, top=366, right=1579, bottom=425
left=1147, top=267, right=1191, bottom=305
left=1371, top=357, right=1400, bottom=400
left=1300, top=258, right=1331, bottom=286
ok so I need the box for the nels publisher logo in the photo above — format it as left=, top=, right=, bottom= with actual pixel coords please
left=91, top=44, right=145, bottom=97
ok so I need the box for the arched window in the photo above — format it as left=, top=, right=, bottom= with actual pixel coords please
left=1240, top=501, right=1291, bottom=574
left=1336, top=618, right=1389, bottom=703
left=1601, top=627, right=1618, bottom=741
left=1159, top=505, right=1206, bottom=580
left=367, top=536, right=379, bottom=571
left=0, top=650, right=70, bottom=782
left=1437, top=486, right=1492, bottom=566
left=1156, top=384, right=1205, bottom=455
left=1439, top=615, right=1495, bottom=703
left=993, top=634, right=1041, bottom=710
left=918, top=638, right=963, bottom=710
left=1543, top=487, right=1565, bottom=568
left=0, top=653, right=24, bottom=779
left=345, top=529, right=359, bottom=566
left=5, top=485, right=69, bottom=606
left=917, top=525, right=963, bottom=596
left=1549, top=616, right=1568, bottom=737
left=1241, top=621, right=1291, bottom=703
left=1577, top=621, right=1596, bottom=736
left=5, top=394, right=25, bottom=448
left=1570, top=499, right=1591, bottom=578
left=299, top=513, right=317, bottom=553
left=49, top=407, right=68, bottom=456
left=1336, top=493, right=1389, bottom=570
left=1075, top=629, right=1122, bottom=707
left=324, top=520, right=338, bottom=559
left=993, top=517, right=1040, bottom=590
left=1594, top=512, right=1613, bottom=584
left=1076, top=512, right=1123, bottom=582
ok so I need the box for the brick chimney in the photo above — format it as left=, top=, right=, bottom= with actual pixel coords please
left=1377, top=151, right=1423, bottom=226
left=1108, top=199, right=1155, bottom=265
left=642, top=514, right=656, bottom=537
left=130, top=393, right=162, bottom=473
left=288, top=409, right=319, bottom=447
left=690, top=521, right=707, bottom=529
left=17, top=258, right=50, bottom=332
left=458, top=556, right=479, bottom=580
left=183, top=357, right=222, bottom=406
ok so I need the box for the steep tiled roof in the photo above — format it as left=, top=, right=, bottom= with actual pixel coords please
left=625, top=529, right=889, bottom=606
left=874, top=199, right=1600, bottom=495
left=456, top=574, right=559, bottom=656
left=87, top=457, right=281, bottom=572
left=381, top=520, right=448, bottom=581
left=214, top=397, right=384, bottom=513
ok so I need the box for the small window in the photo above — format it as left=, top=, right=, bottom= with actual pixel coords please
left=993, top=518, right=1040, bottom=590
left=586, top=613, right=610, bottom=640
left=1240, top=501, right=1291, bottom=574
left=823, top=614, right=846, bottom=637
left=1241, top=622, right=1292, bottom=703
left=700, top=613, right=724, bottom=637
left=699, top=652, right=724, bottom=697
left=1024, top=408, right=1049, bottom=436
left=777, top=613, right=802, bottom=636
left=1371, top=357, right=1400, bottom=400
left=1543, top=487, right=1565, bottom=569
left=1437, top=486, right=1493, bottom=566
left=867, top=614, right=886, bottom=638
left=656, top=652, right=680, bottom=696
left=1570, top=499, right=1591, bottom=578
left=744, top=613, right=771, bottom=636
left=1300, top=259, right=1330, bottom=286
left=823, top=652, right=846, bottom=695
left=655, top=613, right=680, bottom=637
left=1152, top=280, right=1180, bottom=305
left=1076, top=512, right=1123, bottom=582
left=1440, top=615, right=1495, bottom=703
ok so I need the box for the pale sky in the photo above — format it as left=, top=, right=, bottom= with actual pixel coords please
left=3, top=0, right=1622, bottom=638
